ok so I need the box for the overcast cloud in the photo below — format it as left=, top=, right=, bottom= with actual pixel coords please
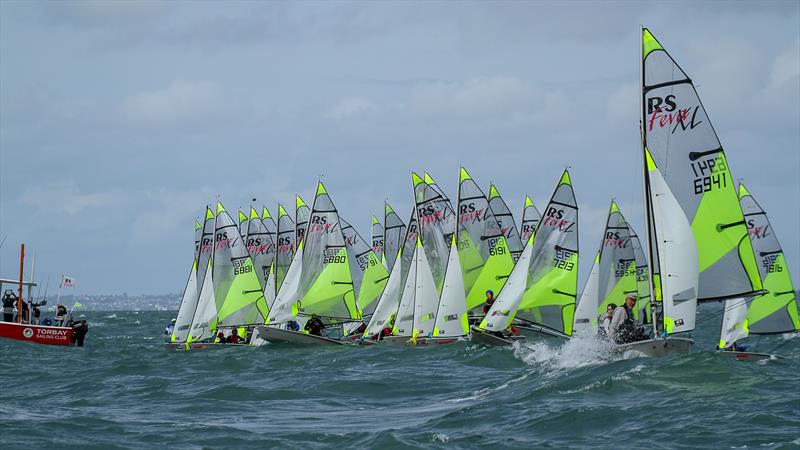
left=1, top=1, right=798, bottom=295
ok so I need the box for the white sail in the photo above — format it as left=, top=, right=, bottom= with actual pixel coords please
left=263, top=263, right=276, bottom=312
left=392, top=245, right=419, bottom=337
left=480, top=233, right=535, bottom=332
left=412, top=240, right=440, bottom=338
left=719, top=297, right=749, bottom=350
left=433, top=236, right=468, bottom=338
left=268, top=241, right=305, bottom=325
left=573, top=252, right=600, bottom=334
left=188, top=261, right=216, bottom=342
left=363, top=251, right=404, bottom=338
left=171, top=261, right=198, bottom=343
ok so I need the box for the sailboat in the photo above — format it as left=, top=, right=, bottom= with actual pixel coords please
left=167, top=218, right=202, bottom=346
left=519, top=195, right=540, bottom=244
left=621, top=27, right=765, bottom=357
left=371, top=215, right=384, bottom=266
left=472, top=169, right=579, bottom=345
left=243, top=207, right=276, bottom=299
left=488, top=184, right=524, bottom=262
left=717, top=184, right=799, bottom=360
left=456, top=167, right=514, bottom=313
left=257, top=182, right=362, bottom=345
left=574, top=201, right=638, bottom=335
left=383, top=202, right=406, bottom=273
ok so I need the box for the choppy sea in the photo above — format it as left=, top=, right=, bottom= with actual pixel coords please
left=1, top=304, right=798, bottom=449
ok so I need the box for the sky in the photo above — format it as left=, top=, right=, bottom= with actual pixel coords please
left=1, top=1, right=798, bottom=296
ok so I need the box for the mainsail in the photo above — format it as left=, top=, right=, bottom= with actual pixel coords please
left=720, top=184, right=800, bottom=348
left=488, top=184, right=524, bottom=262
left=383, top=202, right=406, bottom=273
left=340, top=217, right=390, bottom=316
left=267, top=182, right=360, bottom=331
left=520, top=195, right=541, bottom=243
left=456, top=167, right=514, bottom=311
left=275, top=203, right=296, bottom=291
left=574, top=201, right=637, bottom=334
left=171, top=218, right=204, bottom=343
left=641, top=28, right=762, bottom=316
left=295, top=195, right=311, bottom=245
left=212, top=202, right=269, bottom=328
left=480, top=170, right=579, bottom=336
left=372, top=215, right=384, bottom=265
left=413, top=172, right=455, bottom=296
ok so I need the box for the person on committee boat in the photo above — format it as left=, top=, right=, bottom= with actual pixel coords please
left=2, top=289, right=16, bottom=322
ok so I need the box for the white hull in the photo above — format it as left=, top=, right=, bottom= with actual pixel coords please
left=376, top=335, right=465, bottom=346
left=613, top=337, right=693, bottom=358
left=255, top=326, right=345, bottom=346
left=163, top=342, right=249, bottom=351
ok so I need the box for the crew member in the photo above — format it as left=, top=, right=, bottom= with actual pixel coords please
left=304, top=315, right=325, bottom=336
left=2, top=290, right=16, bottom=322
left=165, top=319, right=176, bottom=337
left=598, top=303, right=616, bottom=340
left=609, top=295, right=639, bottom=344
left=483, top=290, right=496, bottom=315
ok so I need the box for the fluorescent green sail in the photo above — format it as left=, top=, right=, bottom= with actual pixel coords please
left=213, top=201, right=269, bottom=327
left=738, top=183, right=799, bottom=334
left=297, top=247, right=359, bottom=322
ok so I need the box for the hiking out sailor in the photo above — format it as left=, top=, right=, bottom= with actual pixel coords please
left=2, top=290, right=16, bottom=322
left=609, top=294, right=642, bottom=344
left=305, top=315, right=325, bottom=336
left=287, top=320, right=300, bottom=332
left=483, top=290, right=496, bottom=315
left=165, top=319, right=176, bottom=337
left=598, top=303, right=616, bottom=340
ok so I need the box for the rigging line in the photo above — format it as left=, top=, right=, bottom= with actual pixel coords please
left=694, top=297, right=753, bottom=325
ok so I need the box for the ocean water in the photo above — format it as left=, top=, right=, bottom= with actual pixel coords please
left=1, top=306, right=798, bottom=450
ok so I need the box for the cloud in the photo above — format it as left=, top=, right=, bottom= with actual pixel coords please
left=121, top=80, right=226, bottom=127
left=325, top=97, right=377, bottom=121
left=768, top=38, right=800, bottom=89
left=19, top=181, right=117, bottom=216
left=411, top=76, right=539, bottom=116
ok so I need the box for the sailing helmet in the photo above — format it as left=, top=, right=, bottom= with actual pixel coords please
left=486, top=290, right=494, bottom=295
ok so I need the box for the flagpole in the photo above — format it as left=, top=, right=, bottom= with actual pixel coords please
left=56, top=274, right=63, bottom=307
left=18, top=243, right=25, bottom=324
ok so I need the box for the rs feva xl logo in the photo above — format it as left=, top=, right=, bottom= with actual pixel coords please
left=647, top=95, right=703, bottom=133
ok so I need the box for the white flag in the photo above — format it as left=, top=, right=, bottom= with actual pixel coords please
left=61, top=276, right=75, bottom=288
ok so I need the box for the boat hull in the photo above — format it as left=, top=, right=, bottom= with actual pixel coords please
left=515, top=324, right=569, bottom=340
left=718, top=350, right=783, bottom=361
left=378, top=335, right=464, bottom=346
left=163, top=342, right=249, bottom=350
left=469, top=328, right=522, bottom=346
left=0, top=321, right=74, bottom=346
left=255, top=326, right=345, bottom=345
left=613, top=337, right=693, bottom=358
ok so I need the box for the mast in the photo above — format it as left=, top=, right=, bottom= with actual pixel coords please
left=18, top=243, right=25, bottom=323
left=639, top=25, right=660, bottom=338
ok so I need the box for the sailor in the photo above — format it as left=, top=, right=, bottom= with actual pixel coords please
left=482, top=290, right=496, bottom=315
left=304, top=315, right=325, bottom=336
left=609, top=295, right=638, bottom=344
left=216, top=331, right=226, bottom=343
left=228, top=329, right=240, bottom=344
left=598, top=303, right=616, bottom=340
left=287, top=320, right=300, bottom=332
left=165, top=319, right=176, bottom=337
left=2, top=290, right=16, bottom=322
left=55, top=304, right=68, bottom=326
